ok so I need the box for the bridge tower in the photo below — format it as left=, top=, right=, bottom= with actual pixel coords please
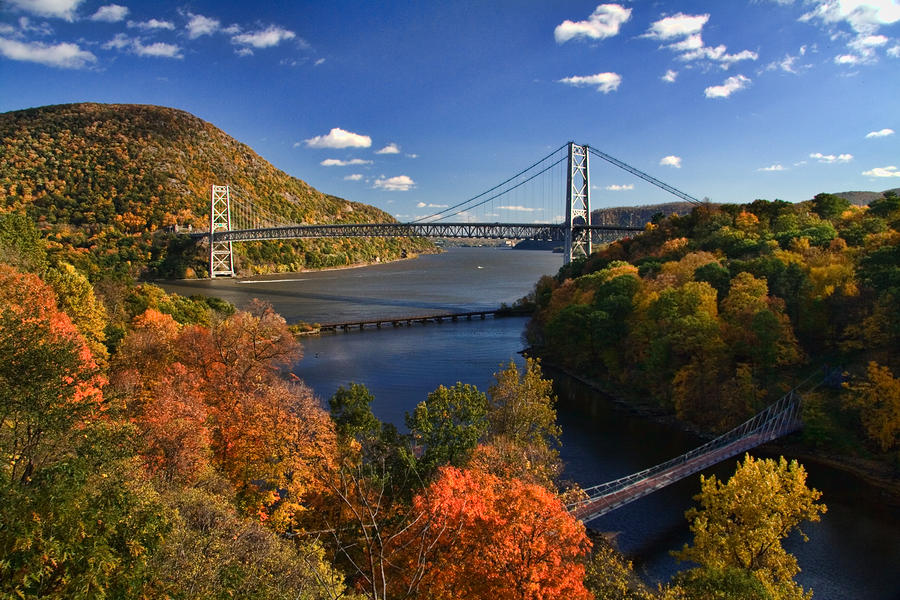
left=209, top=185, right=234, bottom=278
left=564, top=142, right=591, bottom=264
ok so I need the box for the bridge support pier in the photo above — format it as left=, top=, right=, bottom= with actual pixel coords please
left=209, top=185, right=235, bottom=277
left=564, top=142, right=591, bottom=265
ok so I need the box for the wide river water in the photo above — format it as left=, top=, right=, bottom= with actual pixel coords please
left=163, top=247, right=900, bottom=599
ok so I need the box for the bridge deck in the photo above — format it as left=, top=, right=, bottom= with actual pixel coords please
left=312, top=309, right=505, bottom=332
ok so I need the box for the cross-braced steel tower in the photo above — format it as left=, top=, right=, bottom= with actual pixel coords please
left=209, top=185, right=234, bottom=277
left=564, top=142, right=591, bottom=263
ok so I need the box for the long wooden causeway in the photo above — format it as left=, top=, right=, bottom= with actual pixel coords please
left=314, top=309, right=506, bottom=333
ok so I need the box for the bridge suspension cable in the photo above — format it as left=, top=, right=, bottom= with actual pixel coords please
left=587, top=147, right=702, bottom=205
left=409, top=143, right=568, bottom=224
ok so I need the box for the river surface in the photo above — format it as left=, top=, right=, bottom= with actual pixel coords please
left=163, top=247, right=900, bottom=599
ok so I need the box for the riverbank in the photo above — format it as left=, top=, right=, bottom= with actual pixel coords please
left=536, top=357, right=900, bottom=506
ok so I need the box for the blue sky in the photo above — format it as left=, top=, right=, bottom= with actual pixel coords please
left=1, top=1, right=898, bottom=221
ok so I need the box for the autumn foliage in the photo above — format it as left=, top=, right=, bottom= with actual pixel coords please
left=405, top=465, right=592, bottom=600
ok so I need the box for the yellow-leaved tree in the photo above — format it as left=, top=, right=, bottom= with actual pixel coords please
left=673, top=454, right=826, bottom=600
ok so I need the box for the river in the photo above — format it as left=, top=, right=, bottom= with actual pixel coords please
left=163, top=247, right=900, bottom=599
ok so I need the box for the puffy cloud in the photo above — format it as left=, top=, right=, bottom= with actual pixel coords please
left=374, top=175, right=415, bottom=191
left=660, top=155, right=682, bottom=168
left=376, top=143, right=401, bottom=154
left=0, top=36, right=95, bottom=67
left=132, top=39, right=182, bottom=58
left=127, top=19, right=175, bottom=30
left=644, top=13, right=709, bottom=39
left=417, top=202, right=449, bottom=208
left=758, top=164, right=786, bottom=171
left=305, top=127, right=372, bottom=149
left=232, top=25, right=296, bottom=49
left=605, top=184, right=634, bottom=190
left=557, top=71, right=622, bottom=93
left=344, top=174, right=364, bottom=181
left=90, top=4, right=128, bottom=22
left=801, top=0, right=900, bottom=34
left=7, top=0, right=83, bottom=21
left=704, top=74, right=751, bottom=98
left=320, top=158, right=372, bottom=167
left=661, top=69, right=678, bottom=82
left=862, top=166, right=900, bottom=177
left=766, top=51, right=811, bottom=74
left=554, top=4, right=632, bottom=43
left=186, top=14, right=220, bottom=38
left=866, top=128, right=895, bottom=138
left=102, top=34, right=182, bottom=58
left=810, top=152, right=853, bottom=163
left=888, top=44, right=900, bottom=57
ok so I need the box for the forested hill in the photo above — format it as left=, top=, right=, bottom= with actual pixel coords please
left=0, top=103, right=431, bottom=278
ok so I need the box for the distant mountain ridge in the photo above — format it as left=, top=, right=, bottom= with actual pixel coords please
left=0, top=103, right=430, bottom=278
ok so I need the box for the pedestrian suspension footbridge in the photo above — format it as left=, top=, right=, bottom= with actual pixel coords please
left=202, top=142, right=705, bottom=277
left=569, top=375, right=821, bottom=522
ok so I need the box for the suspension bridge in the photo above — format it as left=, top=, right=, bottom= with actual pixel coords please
left=568, top=376, right=819, bottom=522
left=201, top=142, right=704, bottom=277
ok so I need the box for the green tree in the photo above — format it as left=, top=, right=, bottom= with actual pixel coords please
left=0, top=212, right=47, bottom=273
left=674, top=454, right=826, bottom=599
left=406, top=382, right=488, bottom=477
left=329, top=382, right=381, bottom=442
left=484, top=358, right=562, bottom=485
left=44, top=262, right=109, bottom=363
left=811, top=193, right=850, bottom=221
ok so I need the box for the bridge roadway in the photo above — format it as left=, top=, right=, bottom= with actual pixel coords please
left=194, top=222, right=643, bottom=243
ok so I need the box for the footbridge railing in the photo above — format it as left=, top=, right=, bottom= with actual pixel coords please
left=569, top=377, right=822, bottom=522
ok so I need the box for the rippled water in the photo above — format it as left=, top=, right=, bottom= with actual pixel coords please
left=164, top=247, right=900, bottom=599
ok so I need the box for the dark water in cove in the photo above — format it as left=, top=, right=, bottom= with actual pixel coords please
left=163, top=247, right=900, bottom=599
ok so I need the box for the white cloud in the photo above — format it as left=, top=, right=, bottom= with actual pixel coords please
left=606, top=184, right=635, bottom=190
left=127, top=19, right=175, bottom=31
left=0, top=36, right=95, bottom=67
left=374, top=175, right=415, bottom=191
left=866, top=128, right=895, bottom=138
left=320, top=158, right=372, bottom=167
left=344, top=174, right=364, bottom=181
left=766, top=51, right=811, bottom=73
left=416, top=202, right=448, bottom=208
left=644, top=13, right=709, bottom=39
left=557, top=71, right=622, bottom=93
left=660, top=155, right=682, bottom=168
left=103, top=33, right=130, bottom=49
left=314, top=57, right=325, bottom=66
left=232, top=25, right=296, bottom=49
left=102, top=34, right=182, bottom=58
left=7, top=0, right=83, bottom=21
left=376, top=143, right=400, bottom=155
left=661, top=69, right=678, bottom=82
left=406, top=153, right=419, bottom=159
left=132, top=39, right=182, bottom=58
left=801, top=0, right=900, bottom=34
left=862, top=165, right=900, bottom=177
left=555, top=4, right=632, bottom=43
left=186, top=14, right=220, bottom=39
left=498, top=205, right=539, bottom=212
left=704, top=74, right=751, bottom=98
left=888, top=44, right=900, bottom=56
left=90, top=4, right=127, bottom=22
left=306, top=127, right=372, bottom=149
left=810, top=152, right=853, bottom=163
left=758, top=164, right=786, bottom=171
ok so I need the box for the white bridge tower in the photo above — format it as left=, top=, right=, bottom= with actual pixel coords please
left=564, top=142, right=591, bottom=263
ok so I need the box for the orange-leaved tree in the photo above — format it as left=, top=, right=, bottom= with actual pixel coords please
left=404, top=465, right=592, bottom=600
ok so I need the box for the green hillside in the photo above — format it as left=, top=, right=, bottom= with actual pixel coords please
left=0, top=103, right=432, bottom=279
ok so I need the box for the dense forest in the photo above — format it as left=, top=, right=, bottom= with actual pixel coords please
left=526, top=193, right=900, bottom=472
left=2, top=201, right=839, bottom=599
left=0, top=103, right=433, bottom=279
